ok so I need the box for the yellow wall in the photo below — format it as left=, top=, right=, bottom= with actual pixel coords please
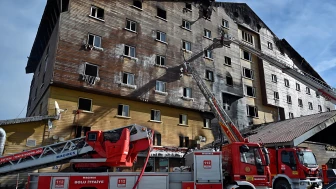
left=47, top=86, right=214, bottom=147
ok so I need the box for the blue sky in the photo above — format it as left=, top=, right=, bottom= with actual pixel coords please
left=0, top=0, right=335, bottom=120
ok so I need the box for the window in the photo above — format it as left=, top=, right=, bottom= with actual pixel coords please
left=318, top=105, right=322, bottom=112
left=306, top=87, right=311, bottom=95
left=182, top=20, right=191, bottom=30
left=327, top=108, right=331, bottom=112
left=224, top=56, right=232, bottom=66
left=267, top=42, right=273, bottom=50
left=179, top=136, right=189, bottom=147
left=204, top=118, right=211, bottom=128
left=242, top=50, right=252, bottom=61
left=126, top=19, right=137, bottom=32
left=222, top=19, right=229, bottom=28
left=205, top=70, right=214, bottom=81
left=133, top=0, right=142, bottom=9
left=289, top=112, right=294, bottom=119
left=204, top=29, right=211, bottom=38
left=223, top=98, right=231, bottom=110
left=242, top=31, right=253, bottom=44
left=205, top=50, right=213, bottom=59
left=182, top=40, right=191, bottom=51
left=296, top=83, right=300, bottom=91
left=153, top=133, right=161, bottom=146
left=118, top=104, right=130, bottom=117
left=156, top=31, right=166, bottom=42
left=284, top=79, right=290, bottom=87
left=156, top=55, right=165, bottom=66
left=124, top=45, right=136, bottom=57
left=88, top=34, right=102, bottom=48
left=243, top=67, right=254, bottom=79
left=274, top=91, right=279, bottom=100
left=298, top=99, right=303, bottom=107
left=85, top=63, right=99, bottom=77
left=78, top=98, right=92, bottom=112
left=90, top=6, right=104, bottom=20
left=156, top=80, right=166, bottom=92
left=247, top=105, right=258, bottom=117
left=245, top=85, right=256, bottom=97
left=287, top=95, right=292, bottom=104
left=122, top=72, right=135, bottom=85
left=179, top=114, right=188, bottom=125
left=272, top=74, right=277, bottom=83
left=226, top=76, right=233, bottom=86
left=183, top=87, right=192, bottom=98
left=151, top=109, right=161, bottom=121
left=185, top=3, right=192, bottom=10
left=281, top=151, right=297, bottom=170
left=157, top=7, right=166, bottom=20
left=308, top=102, right=313, bottom=110
left=316, top=91, right=320, bottom=98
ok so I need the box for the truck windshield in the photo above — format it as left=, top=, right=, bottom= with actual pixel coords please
left=297, top=151, right=317, bottom=166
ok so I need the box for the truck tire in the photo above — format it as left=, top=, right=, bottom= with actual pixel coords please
left=274, top=180, right=291, bottom=189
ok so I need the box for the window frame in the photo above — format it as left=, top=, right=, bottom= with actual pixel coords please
left=156, top=55, right=166, bottom=66
left=287, top=95, right=292, bottom=104
left=204, top=29, right=212, bottom=39
left=245, top=85, right=256, bottom=97
left=179, top=114, right=188, bottom=125
left=124, top=45, right=136, bottom=58
left=182, top=20, right=191, bottom=30
left=226, top=75, right=233, bottom=86
left=224, top=56, right=232, bottom=66
left=308, top=102, right=313, bottom=110
left=155, top=80, right=166, bottom=92
left=156, top=7, right=167, bottom=20
left=84, top=63, right=99, bottom=77
left=125, top=19, right=137, bottom=32
left=182, top=40, right=191, bottom=51
left=78, top=97, right=93, bottom=112
left=88, top=33, right=102, bottom=48
left=204, top=49, right=213, bottom=59
left=156, top=31, right=167, bottom=43
left=203, top=118, right=211, bottom=128
left=306, top=87, right=311, bottom=95
left=274, top=91, right=279, bottom=100
left=150, top=109, right=161, bottom=121
left=243, top=67, right=254, bottom=79
left=318, top=105, right=322, bottom=112
left=298, top=99, right=303, bottom=107
left=246, top=105, right=258, bottom=118
left=117, top=104, right=130, bottom=117
left=205, top=70, right=214, bottom=81
left=183, top=87, right=192, bottom=98
left=242, top=30, right=253, bottom=44
left=284, top=79, right=290, bottom=88
left=267, top=42, right=273, bottom=50
left=122, top=72, right=135, bottom=85
left=90, top=6, right=105, bottom=20
left=222, top=19, right=229, bottom=28
left=242, top=50, right=252, bottom=62
left=296, top=83, right=301, bottom=91
left=272, top=74, right=277, bottom=83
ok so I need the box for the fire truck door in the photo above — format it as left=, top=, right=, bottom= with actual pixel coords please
left=280, top=150, right=299, bottom=178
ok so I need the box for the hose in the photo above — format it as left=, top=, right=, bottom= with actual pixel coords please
left=132, top=131, right=154, bottom=189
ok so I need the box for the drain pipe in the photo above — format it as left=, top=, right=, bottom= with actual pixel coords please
left=0, top=127, right=6, bottom=156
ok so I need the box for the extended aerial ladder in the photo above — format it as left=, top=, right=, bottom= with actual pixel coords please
left=0, top=124, right=152, bottom=176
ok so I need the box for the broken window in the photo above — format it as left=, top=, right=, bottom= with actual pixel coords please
left=204, top=29, right=211, bottom=38
left=226, top=75, right=233, bottom=86
left=296, top=83, right=300, bottom=91
left=157, top=7, right=166, bottom=20
left=284, top=79, right=290, bottom=87
left=185, top=3, right=192, bottom=10
left=308, top=102, right=313, bottom=110
left=183, top=87, right=192, bottom=98
left=268, top=42, right=273, bottom=50
left=182, top=40, right=191, bottom=51
left=78, top=63, right=100, bottom=85
left=306, top=87, right=311, bottom=95
left=179, top=114, right=188, bottom=125
left=245, top=85, right=256, bottom=97
left=287, top=95, right=292, bottom=104
left=156, top=55, right=165, bottom=66
left=318, top=105, right=322, bottom=112
left=205, top=70, right=214, bottom=81
left=118, top=104, right=130, bottom=117
left=205, top=50, right=213, bottom=59
left=242, top=50, right=252, bottom=61
left=126, top=19, right=137, bottom=32
left=274, top=91, right=279, bottom=100
left=156, top=80, right=166, bottom=92
left=182, top=20, right=191, bottom=30
left=298, top=99, right=303, bottom=107
left=133, top=0, right=142, bottom=9
left=90, top=6, right=104, bottom=20
left=156, top=31, right=166, bottom=42
left=222, top=19, right=229, bottom=28
left=122, top=72, right=135, bottom=85
left=78, top=98, right=92, bottom=112
left=88, top=34, right=102, bottom=48
left=203, top=118, right=211, bottom=128
left=151, top=109, right=161, bottom=121
left=243, top=67, right=254, bottom=79
left=242, top=31, right=253, bottom=44
left=124, top=45, right=136, bottom=57
left=224, top=56, right=231, bottom=66
left=247, top=105, right=258, bottom=117
left=272, top=74, right=277, bottom=83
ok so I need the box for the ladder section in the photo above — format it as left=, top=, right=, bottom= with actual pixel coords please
left=231, top=38, right=336, bottom=104
left=185, top=64, right=245, bottom=143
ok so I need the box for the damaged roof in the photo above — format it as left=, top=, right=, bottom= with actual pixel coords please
left=244, top=111, right=336, bottom=146
left=0, top=115, right=59, bottom=126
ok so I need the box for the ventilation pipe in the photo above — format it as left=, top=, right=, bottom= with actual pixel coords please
left=0, top=127, right=6, bottom=156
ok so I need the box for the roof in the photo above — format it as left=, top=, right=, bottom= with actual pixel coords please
left=0, top=115, right=59, bottom=126
left=244, top=111, right=336, bottom=146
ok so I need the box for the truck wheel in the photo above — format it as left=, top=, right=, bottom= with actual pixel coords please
left=274, top=180, right=291, bottom=189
